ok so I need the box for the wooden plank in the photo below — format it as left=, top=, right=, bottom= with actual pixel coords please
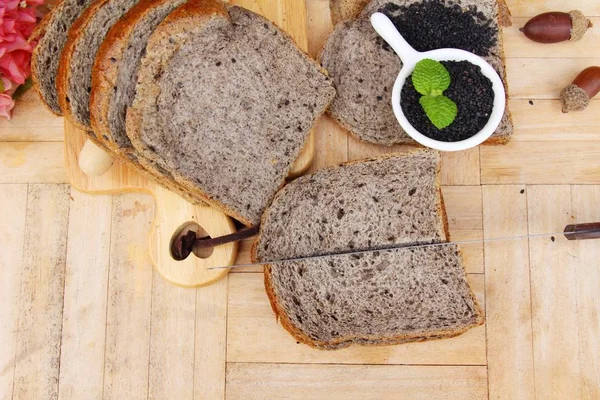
left=571, top=186, right=600, bottom=400
left=311, top=115, right=349, bottom=172
left=527, top=186, right=581, bottom=400
left=441, top=149, right=481, bottom=186
left=58, top=190, right=113, bottom=400
left=226, top=363, right=488, bottom=400
left=504, top=18, right=600, bottom=59
left=103, top=194, right=154, bottom=400
left=148, top=274, right=196, bottom=400
left=505, top=0, right=600, bottom=17
left=0, top=142, right=67, bottom=183
left=0, top=184, right=28, bottom=400
left=441, top=186, right=483, bottom=274
left=194, top=277, right=228, bottom=400
left=0, top=90, right=63, bottom=142
left=306, top=0, right=333, bottom=58
left=483, top=185, right=535, bottom=400
left=12, top=184, right=70, bottom=400
left=226, top=273, right=485, bottom=365
left=481, top=142, right=600, bottom=185
left=511, top=100, right=600, bottom=142
left=507, top=58, right=600, bottom=99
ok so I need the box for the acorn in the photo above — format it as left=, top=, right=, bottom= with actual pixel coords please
left=520, top=10, right=592, bottom=43
left=560, top=67, right=600, bottom=113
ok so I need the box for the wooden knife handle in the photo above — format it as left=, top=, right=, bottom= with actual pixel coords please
left=563, top=222, right=600, bottom=241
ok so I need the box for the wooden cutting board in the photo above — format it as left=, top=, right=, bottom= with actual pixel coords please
left=65, top=0, right=312, bottom=287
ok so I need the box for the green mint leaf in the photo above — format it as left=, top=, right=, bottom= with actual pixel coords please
left=419, top=95, right=458, bottom=130
left=411, top=59, right=451, bottom=96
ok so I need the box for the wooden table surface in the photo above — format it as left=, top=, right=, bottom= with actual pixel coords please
left=1, top=0, right=600, bottom=399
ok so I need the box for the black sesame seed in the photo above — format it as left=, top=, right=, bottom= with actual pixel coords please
left=529, top=100, right=534, bottom=105
left=216, top=61, right=221, bottom=66
left=379, top=0, right=498, bottom=57
left=400, top=60, right=494, bottom=142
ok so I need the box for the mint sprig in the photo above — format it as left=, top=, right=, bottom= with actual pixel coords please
left=410, top=59, right=457, bottom=130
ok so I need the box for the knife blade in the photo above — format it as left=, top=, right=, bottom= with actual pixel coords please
left=202, top=222, right=600, bottom=270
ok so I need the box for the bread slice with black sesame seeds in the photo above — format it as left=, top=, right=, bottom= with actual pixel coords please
left=254, top=150, right=483, bottom=349
left=31, top=0, right=96, bottom=115
left=253, top=150, right=449, bottom=262
left=126, top=1, right=336, bottom=226
left=321, top=0, right=513, bottom=145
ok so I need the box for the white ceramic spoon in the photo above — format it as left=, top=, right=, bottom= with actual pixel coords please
left=370, top=12, right=506, bottom=152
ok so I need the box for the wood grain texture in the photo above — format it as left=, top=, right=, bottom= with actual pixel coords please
left=504, top=18, right=600, bottom=59
left=0, top=185, right=28, bottom=400
left=0, top=142, right=67, bottom=183
left=507, top=58, right=600, bottom=99
left=481, top=142, right=600, bottom=184
left=510, top=100, right=600, bottom=142
left=12, top=184, right=70, bottom=400
left=58, top=190, right=112, bottom=400
left=505, top=0, right=600, bottom=17
left=441, top=149, right=481, bottom=186
left=226, top=273, right=485, bottom=365
left=148, top=273, right=196, bottom=399
left=527, top=186, right=581, bottom=400
left=441, top=186, right=483, bottom=274
left=194, top=277, right=228, bottom=400
left=103, top=195, right=154, bottom=400
left=0, top=90, right=63, bottom=142
left=226, top=363, right=488, bottom=400
left=571, top=186, right=600, bottom=400
left=483, top=185, right=535, bottom=400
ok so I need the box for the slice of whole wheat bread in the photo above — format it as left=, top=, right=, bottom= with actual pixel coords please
left=31, top=0, right=95, bottom=115
left=57, top=0, right=141, bottom=131
left=126, top=1, right=335, bottom=226
left=253, top=150, right=448, bottom=262
left=320, top=0, right=513, bottom=146
left=265, top=245, right=483, bottom=349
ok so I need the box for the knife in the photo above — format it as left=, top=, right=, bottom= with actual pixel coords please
left=171, top=222, right=600, bottom=270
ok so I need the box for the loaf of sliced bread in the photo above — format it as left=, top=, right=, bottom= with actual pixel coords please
left=253, top=150, right=448, bottom=261
left=31, top=0, right=95, bottom=114
left=256, top=151, right=482, bottom=349
left=320, top=0, right=513, bottom=145
left=126, top=1, right=335, bottom=226
left=265, top=245, right=483, bottom=349
left=57, top=0, right=142, bottom=131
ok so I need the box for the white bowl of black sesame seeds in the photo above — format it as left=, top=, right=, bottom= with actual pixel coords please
left=371, top=12, right=506, bottom=152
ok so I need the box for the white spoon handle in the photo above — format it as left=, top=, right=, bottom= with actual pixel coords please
left=79, top=139, right=114, bottom=176
left=370, top=12, right=420, bottom=68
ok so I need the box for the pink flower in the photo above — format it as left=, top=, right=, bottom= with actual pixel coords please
left=0, top=77, right=16, bottom=119
left=0, top=0, right=43, bottom=83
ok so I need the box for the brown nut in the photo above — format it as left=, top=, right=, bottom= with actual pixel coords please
left=520, top=10, right=592, bottom=43
left=560, top=66, right=600, bottom=113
